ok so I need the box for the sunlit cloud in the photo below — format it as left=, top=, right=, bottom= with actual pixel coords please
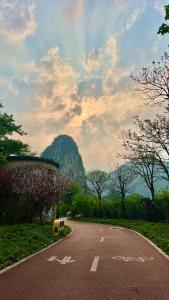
left=1, top=0, right=168, bottom=170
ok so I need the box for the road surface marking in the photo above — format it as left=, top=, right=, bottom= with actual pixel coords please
left=112, top=256, right=154, bottom=263
left=109, top=227, right=121, bottom=230
left=100, top=237, right=104, bottom=243
left=90, top=256, right=99, bottom=272
left=47, top=256, right=75, bottom=264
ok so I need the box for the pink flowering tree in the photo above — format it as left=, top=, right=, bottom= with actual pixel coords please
left=11, top=166, right=68, bottom=224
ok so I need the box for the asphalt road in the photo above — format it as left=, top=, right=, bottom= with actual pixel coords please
left=0, top=220, right=169, bottom=300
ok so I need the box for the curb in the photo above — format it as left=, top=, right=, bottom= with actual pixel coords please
left=0, top=226, right=73, bottom=275
left=127, top=228, right=169, bottom=261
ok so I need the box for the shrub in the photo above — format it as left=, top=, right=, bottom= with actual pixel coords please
left=155, top=189, right=169, bottom=221
left=72, top=194, right=99, bottom=217
left=126, top=194, right=144, bottom=219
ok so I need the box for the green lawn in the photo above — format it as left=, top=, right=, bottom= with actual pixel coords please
left=71, top=217, right=169, bottom=256
left=0, top=224, right=71, bottom=270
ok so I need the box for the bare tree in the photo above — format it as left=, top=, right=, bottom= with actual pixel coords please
left=133, top=115, right=169, bottom=181
left=131, top=52, right=169, bottom=110
left=87, top=170, right=110, bottom=201
left=110, top=163, right=135, bottom=201
left=122, top=128, right=158, bottom=202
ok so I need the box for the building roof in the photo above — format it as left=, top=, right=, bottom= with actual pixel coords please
left=7, top=155, right=60, bottom=169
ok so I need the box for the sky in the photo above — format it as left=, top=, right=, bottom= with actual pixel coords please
left=0, top=0, right=169, bottom=171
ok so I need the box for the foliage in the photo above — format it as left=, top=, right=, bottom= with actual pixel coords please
left=72, top=193, right=99, bottom=217
left=158, top=5, right=169, bottom=35
left=65, top=187, right=169, bottom=222
left=126, top=194, right=144, bottom=219
left=0, top=224, right=71, bottom=270
left=155, top=189, right=169, bottom=221
left=10, top=166, right=68, bottom=224
left=63, top=181, right=83, bottom=205
left=0, top=103, right=30, bottom=165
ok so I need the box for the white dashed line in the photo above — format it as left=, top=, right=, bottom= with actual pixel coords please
left=100, top=237, right=104, bottom=243
left=90, top=256, right=99, bottom=272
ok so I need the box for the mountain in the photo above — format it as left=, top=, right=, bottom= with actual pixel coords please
left=41, top=135, right=86, bottom=186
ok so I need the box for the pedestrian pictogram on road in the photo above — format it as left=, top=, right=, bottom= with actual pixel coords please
left=47, top=256, right=75, bottom=264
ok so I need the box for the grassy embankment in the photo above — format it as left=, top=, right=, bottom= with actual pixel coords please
left=71, top=217, right=169, bottom=256
left=0, top=224, right=71, bottom=270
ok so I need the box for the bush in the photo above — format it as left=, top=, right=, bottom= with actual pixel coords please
left=155, top=189, right=169, bottom=221
left=72, top=193, right=99, bottom=217
left=126, top=194, right=144, bottom=219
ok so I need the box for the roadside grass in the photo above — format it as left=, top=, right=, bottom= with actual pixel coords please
left=0, top=224, right=71, bottom=270
left=70, top=217, right=169, bottom=256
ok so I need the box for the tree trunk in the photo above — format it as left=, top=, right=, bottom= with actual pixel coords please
left=40, top=207, right=43, bottom=225
left=121, top=191, right=126, bottom=218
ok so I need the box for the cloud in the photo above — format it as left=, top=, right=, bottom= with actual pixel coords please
left=125, top=7, right=145, bottom=31
left=15, top=32, right=155, bottom=170
left=0, top=0, right=37, bottom=41
left=83, top=34, right=118, bottom=76
left=0, top=74, right=18, bottom=95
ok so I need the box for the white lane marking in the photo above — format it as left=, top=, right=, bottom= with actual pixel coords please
left=90, top=256, right=99, bottom=272
left=47, top=256, right=75, bottom=264
left=109, top=227, right=121, bottom=230
left=100, top=237, right=104, bottom=243
left=112, top=256, right=154, bottom=263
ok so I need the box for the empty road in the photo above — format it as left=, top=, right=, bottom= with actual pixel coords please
left=0, top=220, right=169, bottom=300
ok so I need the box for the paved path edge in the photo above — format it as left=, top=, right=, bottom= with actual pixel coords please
left=71, top=219, right=169, bottom=261
left=0, top=226, right=73, bottom=276
left=127, top=228, right=169, bottom=261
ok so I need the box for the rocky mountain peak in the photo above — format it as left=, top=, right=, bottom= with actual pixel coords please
left=41, top=135, right=85, bottom=186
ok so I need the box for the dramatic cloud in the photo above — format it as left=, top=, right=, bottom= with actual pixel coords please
left=1, top=0, right=167, bottom=170
left=0, top=0, right=37, bottom=41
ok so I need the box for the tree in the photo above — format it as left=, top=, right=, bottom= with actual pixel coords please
left=110, top=163, right=135, bottom=201
left=133, top=115, right=169, bottom=181
left=63, top=181, right=83, bottom=205
left=122, top=128, right=158, bottom=203
left=131, top=52, right=169, bottom=110
left=158, top=5, right=169, bottom=35
left=11, top=166, right=68, bottom=224
left=55, top=174, right=69, bottom=219
left=87, top=170, right=110, bottom=201
left=0, top=103, right=30, bottom=166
